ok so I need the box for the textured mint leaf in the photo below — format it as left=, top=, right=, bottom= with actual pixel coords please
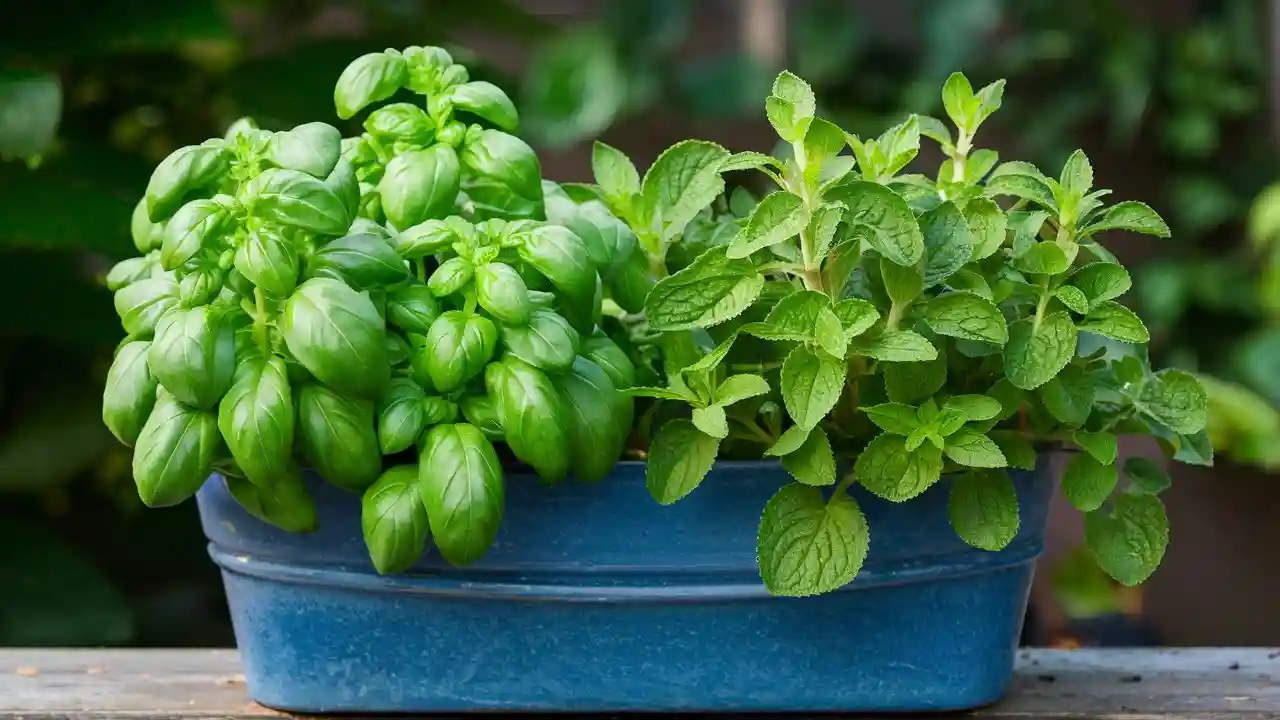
left=1058, top=149, right=1093, bottom=200
left=985, top=162, right=1057, bottom=208
left=880, top=257, right=924, bottom=305
left=888, top=174, right=941, bottom=212
left=679, top=332, right=740, bottom=398
left=816, top=307, right=848, bottom=359
left=1074, top=430, right=1118, bottom=465
left=1062, top=452, right=1117, bottom=512
left=1069, top=262, right=1132, bottom=307
left=941, top=72, right=976, bottom=131
left=765, top=424, right=812, bottom=457
left=824, top=180, right=924, bottom=266
left=625, top=385, right=693, bottom=401
left=766, top=71, right=816, bottom=143
left=1003, top=312, right=1078, bottom=390
left=1082, top=201, right=1171, bottom=238
left=920, top=201, right=974, bottom=286
left=833, top=298, right=881, bottom=339
left=943, top=430, right=1007, bottom=468
left=727, top=191, right=809, bottom=258
left=986, top=379, right=1026, bottom=421
left=964, top=197, right=1008, bottom=261
left=1054, top=285, right=1090, bottom=314
left=862, top=402, right=921, bottom=435
left=645, top=247, right=763, bottom=330
left=885, top=352, right=947, bottom=404
left=742, top=290, right=829, bottom=342
left=691, top=405, right=728, bottom=439
left=809, top=201, right=847, bottom=258
left=1124, top=457, right=1172, bottom=495
left=1171, top=428, right=1213, bottom=467
left=803, top=118, right=848, bottom=185
left=591, top=141, right=640, bottom=202
left=989, top=430, right=1037, bottom=470
left=916, top=114, right=953, bottom=150
left=850, top=329, right=938, bottom=362
left=873, top=115, right=921, bottom=179
left=1085, top=493, right=1168, bottom=586
left=948, top=469, right=1020, bottom=551
left=1133, top=369, right=1209, bottom=435
left=964, top=149, right=1001, bottom=184
left=932, top=409, right=968, bottom=437
left=757, top=483, right=868, bottom=596
left=781, top=426, right=836, bottom=486
left=720, top=151, right=781, bottom=173
left=1013, top=241, right=1071, bottom=276
left=854, top=432, right=944, bottom=501
left=947, top=267, right=994, bottom=300
left=641, top=140, right=730, bottom=242
left=1039, top=364, right=1095, bottom=426
left=922, top=291, right=1009, bottom=344
left=714, top=374, right=771, bottom=406
left=645, top=419, right=720, bottom=504
left=943, top=394, right=1002, bottom=422
left=781, top=346, right=845, bottom=429
left=1079, top=301, right=1150, bottom=343
left=974, top=79, right=1006, bottom=128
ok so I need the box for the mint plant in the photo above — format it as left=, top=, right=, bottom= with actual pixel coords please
left=102, top=47, right=633, bottom=574
left=581, top=71, right=1210, bottom=597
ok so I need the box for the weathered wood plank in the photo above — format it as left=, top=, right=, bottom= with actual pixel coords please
left=0, top=648, right=1276, bottom=718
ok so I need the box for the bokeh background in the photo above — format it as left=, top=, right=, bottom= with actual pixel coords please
left=2, top=0, right=1278, bottom=648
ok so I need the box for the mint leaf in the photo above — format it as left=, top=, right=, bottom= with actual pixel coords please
left=782, top=426, right=836, bottom=486
left=757, top=483, right=868, bottom=596
left=943, top=394, right=1002, bottom=422
left=880, top=257, right=924, bottom=305
left=715, top=374, right=771, bottom=406
left=781, top=346, right=845, bottom=429
left=1062, top=452, right=1117, bottom=512
left=679, top=332, right=740, bottom=396
left=692, top=405, right=728, bottom=439
left=720, top=151, right=780, bottom=173
left=1069, top=262, right=1132, bottom=307
left=885, top=353, right=947, bottom=404
left=941, top=72, right=975, bottom=131
left=825, top=180, right=924, bottom=266
left=645, top=247, right=763, bottom=330
left=1085, top=493, right=1168, bottom=586
left=645, top=419, right=720, bottom=504
left=920, top=201, right=974, bottom=286
left=808, top=201, right=848, bottom=258
left=862, top=402, right=921, bottom=435
left=833, top=298, right=881, bottom=339
left=1082, top=201, right=1171, bottom=238
left=1074, top=430, right=1118, bottom=465
left=743, top=290, right=830, bottom=342
left=854, top=433, right=944, bottom=501
left=922, top=291, right=1008, bottom=344
left=641, top=140, right=730, bottom=242
left=917, top=115, right=953, bottom=150
left=1039, top=364, right=1095, bottom=426
left=1133, top=369, right=1209, bottom=435
left=1054, top=285, right=1090, bottom=314
left=766, top=424, right=811, bottom=457
left=625, top=385, right=694, bottom=401
left=1013, top=242, right=1071, bottom=276
left=1004, top=312, right=1078, bottom=390
left=973, top=79, right=1006, bottom=129
left=727, top=191, right=809, bottom=258
left=803, top=118, right=848, bottom=185
left=1171, top=428, right=1213, bottom=467
left=943, top=430, right=1007, bottom=468
left=948, top=469, right=1020, bottom=551
left=989, top=430, right=1036, bottom=470
left=816, top=307, right=848, bottom=359
left=1124, top=457, right=1171, bottom=495
left=1079, top=301, right=1150, bottom=343
left=1059, top=149, right=1093, bottom=200
left=872, top=115, right=921, bottom=180
left=986, top=379, right=1026, bottom=421
left=850, top=329, right=938, bottom=362
left=985, top=162, right=1057, bottom=208
left=933, top=409, right=968, bottom=437
left=766, top=71, right=816, bottom=143
left=591, top=141, right=640, bottom=202
left=964, top=197, right=1008, bottom=260
left=947, top=267, right=994, bottom=300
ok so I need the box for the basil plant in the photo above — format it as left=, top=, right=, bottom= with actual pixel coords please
left=581, top=71, right=1211, bottom=597
left=102, top=46, right=634, bottom=573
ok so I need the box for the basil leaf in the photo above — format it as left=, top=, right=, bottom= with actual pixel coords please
left=334, top=51, right=409, bottom=120
left=645, top=247, right=763, bottom=331
left=395, top=219, right=458, bottom=259
left=459, top=394, right=504, bottom=441
left=943, top=430, right=1007, bottom=468
left=427, top=257, right=474, bottom=298
left=218, top=356, right=294, bottom=486
left=824, top=180, right=924, bottom=266
left=265, top=122, right=341, bottom=178
left=386, top=284, right=441, bottom=334
left=376, top=378, right=428, bottom=454
left=485, top=357, right=571, bottom=482
left=247, top=168, right=352, bottom=236
left=360, top=465, right=429, bottom=574
left=132, top=393, right=220, bottom=507
left=418, top=423, right=504, bottom=565
left=224, top=468, right=318, bottom=533
left=297, top=383, right=381, bottom=492
left=515, top=224, right=598, bottom=314
left=640, top=140, right=730, bottom=242
left=145, top=144, right=231, bottom=222
left=474, top=262, right=532, bottom=325
left=234, top=227, right=299, bottom=296
left=922, top=291, right=1009, bottom=344
left=581, top=331, right=636, bottom=388
left=379, top=146, right=461, bottom=230
left=1079, top=301, right=1150, bottom=343
left=281, top=278, right=389, bottom=398
left=1085, top=493, right=1168, bottom=586
left=131, top=199, right=158, bottom=253
left=102, top=340, right=158, bottom=447
left=148, top=306, right=236, bottom=410
left=854, top=432, right=944, bottom=501
left=460, top=129, right=543, bottom=213
left=422, top=311, right=497, bottom=392
left=948, top=470, right=1019, bottom=551
left=726, top=191, right=809, bottom=258
left=645, top=419, right=720, bottom=504
left=551, top=357, right=632, bottom=483
left=308, top=232, right=409, bottom=289
left=920, top=201, right=973, bottom=286
left=363, top=103, right=434, bottom=144
left=502, top=309, right=580, bottom=373
left=607, top=245, right=653, bottom=314
left=1003, top=311, right=1078, bottom=390
left=160, top=199, right=228, bottom=270
left=780, top=426, right=836, bottom=486
left=448, top=80, right=518, bottom=131
left=757, top=483, right=868, bottom=597
left=781, top=346, right=845, bottom=429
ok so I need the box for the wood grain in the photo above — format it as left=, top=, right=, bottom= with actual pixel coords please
left=0, top=648, right=1276, bottom=718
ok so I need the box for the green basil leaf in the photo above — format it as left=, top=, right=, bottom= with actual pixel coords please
left=1133, top=369, right=1208, bottom=435
left=334, top=51, right=409, bottom=120
left=645, top=419, right=720, bottom=504
left=160, top=199, right=228, bottom=271
left=781, top=426, right=836, bottom=486
left=922, top=291, right=1009, bottom=345
left=544, top=192, right=637, bottom=269
left=395, top=219, right=458, bottom=259
left=640, top=139, right=730, bottom=242
left=607, top=245, right=653, bottom=314
left=102, top=340, right=158, bottom=447
left=379, top=146, right=461, bottom=230
left=448, top=81, right=518, bottom=131
left=422, top=311, right=497, bottom=392
left=581, top=331, right=636, bottom=388
left=475, top=262, right=532, bottom=325
left=485, top=357, right=571, bottom=482
left=418, top=423, right=504, bottom=565
left=964, top=197, right=1007, bottom=260
left=131, top=199, right=158, bottom=253
left=591, top=141, right=640, bottom=203
left=1081, top=201, right=1170, bottom=238
left=281, top=278, right=389, bottom=397
left=309, top=232, right=409, bottom=289
left=849, top=329, right=938, bottom=362
left=1003, top=311, right=1078, bottom=390
left=144, top=144, right=231, bottom=222
left=1069, top=262, right=1132, bottom=308
left=757, top=482, right=868, bottom=597
left=363, top=103, right=434, bottom=144
left=376, top=378, right=428, bottom=454
left=361, top=465, right=428, bottom=574
left=246, top=168, right=351, bottom=236
left=115, top=278, right=180, bottom=337
left=823, top=180, right=924, bottom=266
left=1085, top=493, right=1168, bottom=586
left=459, top=394, right=504, bottom=441
left=231, top=228, right=297, bottom=297
left=218, top=356, right=293, bottom=486
left=1062, top=452, right=1117, bottom=512
left=781, top=346, right=845, bottom=429
left=386, top=284, right=441, bottom=334
left=1079, top=301, right=1150, bottom=343
left=943, top=430, right=1007, bottom=468
left=551, top=357, right=632, bottom=483
left=948, top=469, right=1019, bottom=551
left=726, top=191, right=809, bottom=258
left=265, top=122, right=341, bottom=178
left=297, top=383, right=381, bottom=492
left=106, top=253, right=156, bottom=292
left=920, top=201, right=973, bottom=286
left=460, top=129, right=543, bottom=210
left=132, top=393, right=219, bottom=507
left=1124, top=457, right=1171, bottom=495
left=501, top=309, right=579, bottom=373
left=427, top=257, right=474, bottom=298
left=148, top=306, right=236, bottom=409
left=1039, top=364, right=1095, bottom=426
left=1074, top=430, right=1118, bottom=465
left=224, top=468, right=318, bottom=533
left=515, top=224, right=598, bottom=312
left=644, top=247, right=763, bottom=331
left=854, top=432, right=944, bottom=501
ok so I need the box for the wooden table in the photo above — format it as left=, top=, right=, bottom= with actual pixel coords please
left=0, top=648, right=1277, bottom=718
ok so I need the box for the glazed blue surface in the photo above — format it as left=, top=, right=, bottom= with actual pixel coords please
left=196, top=458, right=1056, bottom=712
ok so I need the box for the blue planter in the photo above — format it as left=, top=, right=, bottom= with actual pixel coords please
left=195, top=457, right=1056, bottom=713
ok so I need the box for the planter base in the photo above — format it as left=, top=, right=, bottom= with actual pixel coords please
left=198, top=460, right=1054, bottom=712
